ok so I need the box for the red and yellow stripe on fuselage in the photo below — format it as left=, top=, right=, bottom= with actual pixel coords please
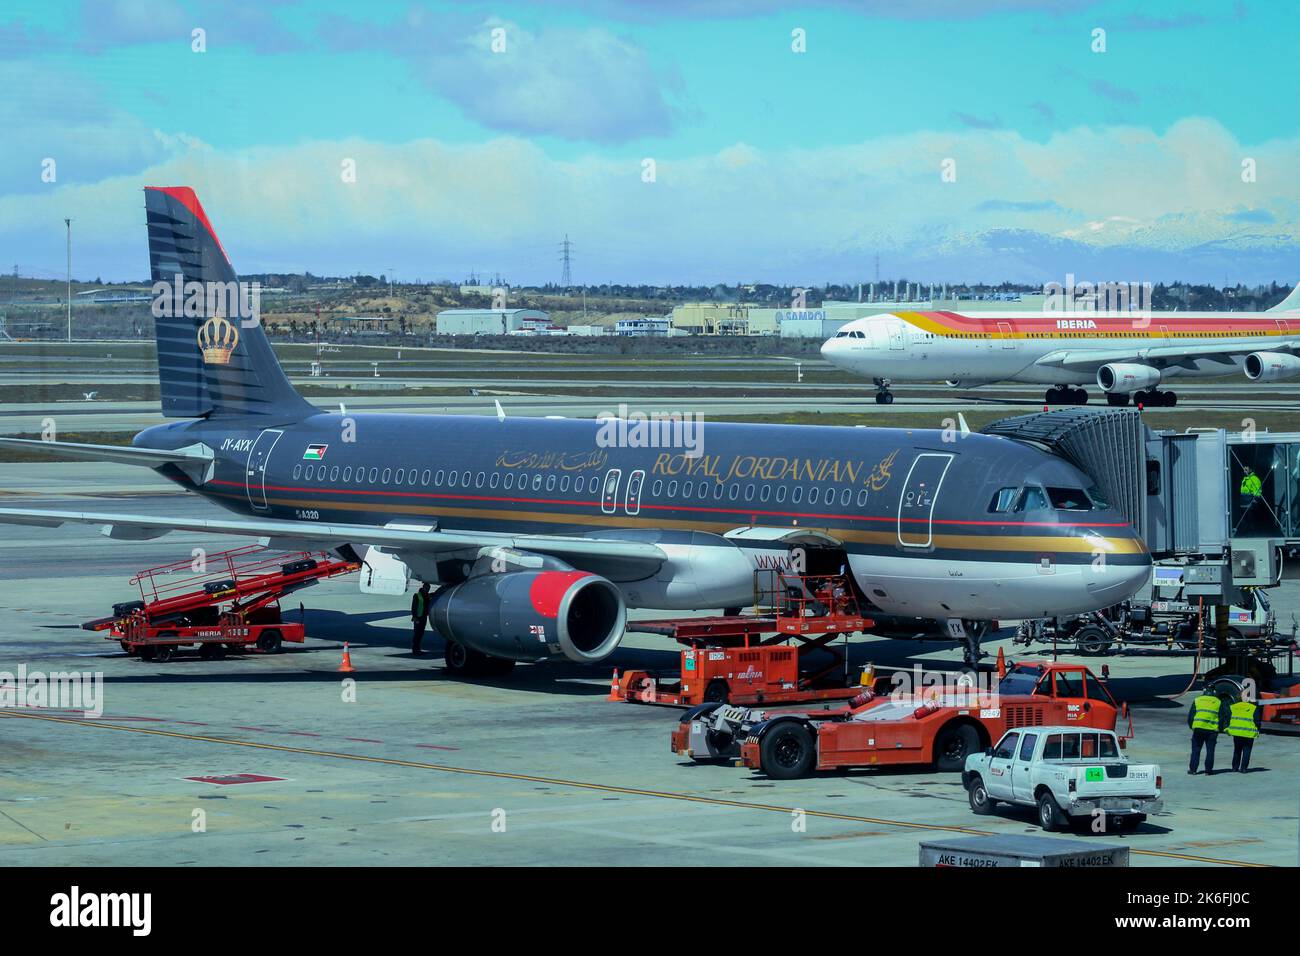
left=895, top=310, right=1295, bottom=340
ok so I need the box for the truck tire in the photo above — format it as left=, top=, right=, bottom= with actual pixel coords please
left=967, top=775, right=996, bottom=814
left=198, top=642, right=227, bottom=661
left=256, top=629, right=283, bottom=653
left=933, top=723, right=981, bottom=772
left=1037, top=792, right=1066, bottom=832
left=1074, top=624, right=1112, bottom=656
left=153, top=644, right=177, bottom=663
left=759, top=722, right=815, bottom=780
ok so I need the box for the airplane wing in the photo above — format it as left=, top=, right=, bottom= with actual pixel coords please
left=0, top=506, right=668, bottom=568
left=1035, top=338, right=1300, bottom=372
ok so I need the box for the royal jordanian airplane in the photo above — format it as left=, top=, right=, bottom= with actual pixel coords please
left=821, top=288, right=1300, bottom=407
left=0, top=188, right=1151, bottom=668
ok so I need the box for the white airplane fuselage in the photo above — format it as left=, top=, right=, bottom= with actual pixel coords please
left=820, top=309, right=1295, bottom=390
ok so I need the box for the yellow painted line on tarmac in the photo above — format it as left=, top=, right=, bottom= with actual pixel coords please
left=1, top=709, right=1267, bottom=867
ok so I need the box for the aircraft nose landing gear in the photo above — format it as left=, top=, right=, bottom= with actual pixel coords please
left=873, top=378, right=894, bottom=404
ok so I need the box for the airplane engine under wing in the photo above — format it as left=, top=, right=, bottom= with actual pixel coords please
left=1244, top=351, right=1300, bottom=382
left=430, top=569, right=627, bottom=664
left=1096, top=362, right=1161, bottom=393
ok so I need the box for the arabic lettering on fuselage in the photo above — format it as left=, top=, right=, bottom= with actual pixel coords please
left=495, top=449, right=609, bottom=471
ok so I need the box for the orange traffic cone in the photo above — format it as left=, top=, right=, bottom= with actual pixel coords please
left=338, top=642, right=355, bottom=673
left=606, top=668, right=622, bottom=702
left=996, top=645, right=1007, bottom=679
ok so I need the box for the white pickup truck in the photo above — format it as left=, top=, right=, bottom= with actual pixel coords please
left=962, top=726, right=1162, bottom=832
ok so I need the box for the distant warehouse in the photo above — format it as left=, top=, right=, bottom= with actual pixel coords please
left=436, top=308, right=549, bottom=335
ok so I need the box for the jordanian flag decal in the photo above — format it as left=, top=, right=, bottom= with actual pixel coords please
left=302, top=444, right=328, bottom=460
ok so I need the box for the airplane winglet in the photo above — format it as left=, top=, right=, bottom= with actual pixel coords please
left=957, top=413, right=971, bottom=437
left=495, top=399, right=506, bottom=422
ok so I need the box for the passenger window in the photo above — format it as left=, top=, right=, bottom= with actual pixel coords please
left=652, top=480, right=662, bottom=496
left=1018, top=733, right=1038, bottom=761
left=776, top=485, right=787, bottom=503
left=488, top=472, right=498, bottom=489
left=667, top=480, right=678, bottom=496
left=857, top=489, right=868, bottom=506
left=809, top=488, right=820, bottom=505
left=993, top=732, right=1020, bottom=759
left=1060, top=735, right=1081, bottom=759
left=463, top=471, right=471, bottom=487
left=395, top=468, right=405, bottom=484
left=504, top=473, right=514, bottom=489
left=988, top=487, right=1018, bottom=513
left=422, top=469, right=431, bottom=485
left=546, top=475, right=556, bottom=491
left=382, top=468, right=391, bottom=484
left=712, top=483, right=723, bottom=500
left=682, top=480, right=693, bottom=497
left=760, top=485, right=770, bottom=502
left=532, top=475, right=543, bottom=491
left=369, top=467, right=378, bottom=483
left=841, top=489, right=852, bottom=506
left=792, top=486, right=803, bottom=504
left=475, top=472, right=484, bottom=488
left=435, top=470, right=445, bottom=485
left=573, top=476, right=583, bottom=493
left=448, top=471, right=458, bottom=488
left=344, top=466, right=352, bottom=482
left=1099, top=735, right=1118, bottom=758
left=728, top=484, right=739, bottom=500
left=1080, top=733, right=1099, bottom=758
left=293, top=464, right=302, bottom=479
left=744, top=484, right=755, bottom=501
left=330, top=466, right=339, bottom=481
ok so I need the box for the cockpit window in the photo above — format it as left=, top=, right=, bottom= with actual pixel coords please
left=988, top=487, right=1018, bottom=513
left=1086, top=485, right=1110, bottom=509
left=1014, top=486, right=1049, bottom=512
left=1046, top=487, right=1092, bottom=511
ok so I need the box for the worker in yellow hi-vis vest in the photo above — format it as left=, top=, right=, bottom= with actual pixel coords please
left=1228, top=690, right=1262, bottom=772
left=1239, top=466, right=1263, bottom=532
left=1187, top=689, right=1230, bottom=775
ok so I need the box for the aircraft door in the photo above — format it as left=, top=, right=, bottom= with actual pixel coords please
left=625, top=469, right=645, bottom=515
left=600, top=468, right=622, bottom=515
left=997, top=321, right=1016, bottom=349
left=887, top=321, right=906, bottom=350
left=245, top=428, right=283, bottom=511
left=897, top=452, right=953, bottom=547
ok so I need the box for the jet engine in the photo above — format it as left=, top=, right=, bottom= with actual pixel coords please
left=430, top=567, right=626, bottom=664
left=1097, top=363, right=1161, bottom=393
left=1244, top=351, right=1300, bottom=382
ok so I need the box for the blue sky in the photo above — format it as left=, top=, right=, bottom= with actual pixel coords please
left=2, top=0, right=1297, bottom=284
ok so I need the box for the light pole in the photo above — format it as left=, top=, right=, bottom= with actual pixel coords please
left=64, top=218, right=72, bottom=342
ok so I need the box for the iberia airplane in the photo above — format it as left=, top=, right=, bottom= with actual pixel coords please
left=820, top=288, right=1300, bottom=407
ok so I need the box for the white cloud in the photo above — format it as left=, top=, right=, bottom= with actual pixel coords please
left=1, top=117, right=1295, bottom=284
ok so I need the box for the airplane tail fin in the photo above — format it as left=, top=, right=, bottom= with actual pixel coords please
left=1267, top=282, right=1300, bottom=314
left=144, top=186, right=313, bottom=419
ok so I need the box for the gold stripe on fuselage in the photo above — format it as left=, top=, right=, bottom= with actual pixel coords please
left=221, top=491, right=1146, bottom=555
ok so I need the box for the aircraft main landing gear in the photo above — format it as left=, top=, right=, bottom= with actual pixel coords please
left=1045, top=386, right=1088, bottom=406
left=1106, top=392, right=1130, bottom=407
left=873, top=378, right=894, bottom=405
left=1134, top=389, right=1177, bottom=407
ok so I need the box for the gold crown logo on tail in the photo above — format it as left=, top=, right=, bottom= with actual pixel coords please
left=197, top=316, right=239, bottom=365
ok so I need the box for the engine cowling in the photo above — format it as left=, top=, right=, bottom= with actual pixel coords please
left=430, top=569, right=626, bottom=664
left=1097, top=363, right=1161, bottom=393
left=1244, top=351, right=1300, bottom=382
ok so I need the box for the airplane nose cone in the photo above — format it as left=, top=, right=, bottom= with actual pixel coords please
left=1083, top=536, right=1150, bottom=606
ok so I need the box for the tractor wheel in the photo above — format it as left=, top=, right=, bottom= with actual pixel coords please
left=759, top=722, right=816, bottom=780
left=153, top=644, right=177, bottom=663
left=703, top=679, right=730, bottom=704
left=933, top=723, right=981, bottom=772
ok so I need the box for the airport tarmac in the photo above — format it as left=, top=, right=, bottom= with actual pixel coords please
left=1, top=462, right=1297, bottom=867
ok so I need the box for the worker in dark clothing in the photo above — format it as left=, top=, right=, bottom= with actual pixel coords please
left=410, top=582, right=432, bottom=656
left=1187, top=690, right=1230, bottom=774
left=1228, top=691, right=1262, bottom=772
